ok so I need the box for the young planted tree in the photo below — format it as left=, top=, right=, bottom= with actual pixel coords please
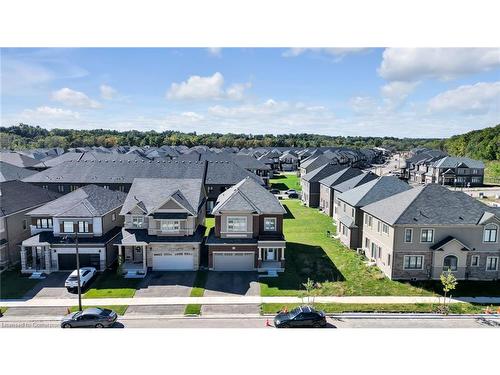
left=302, top=278, right=321, bottom=307
left=440, top=270, right=458, bottom=313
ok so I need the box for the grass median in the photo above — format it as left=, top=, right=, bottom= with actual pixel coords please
left=84, top=271, right=141, bottom=299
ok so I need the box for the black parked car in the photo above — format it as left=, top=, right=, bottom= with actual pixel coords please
left=61, top=307, right=117, bottom=328
left=274, top=306, right=327, bottom=328
left=269, top=189, right=280, bottom=195
left=287, top=192, right=299, bottom=199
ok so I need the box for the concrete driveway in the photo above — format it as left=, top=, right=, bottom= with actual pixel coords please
left=134, top=271, right=196, bottom=297
left=202, top=272, right=260, bottom=315
left=24, top=272, right=78, bottom=299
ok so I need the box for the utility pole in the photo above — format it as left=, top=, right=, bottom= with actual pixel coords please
left=75, top=232, right=82, bottom=312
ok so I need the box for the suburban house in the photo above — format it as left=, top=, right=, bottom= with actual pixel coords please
left=0, top=161, right=37, bottom=182
left=279, top=151, right=299, bottom=171
left=319, top=167, right=366, bottom=216
left=206, top=177, right=286, bottom=274
left=361, top=184, right=500, bottom=280
left=301, top=163, right=345, bottom=207
left=115, top=178, right=206, bottom=276
left=425, top=157, right=485, bottom=187
left=299, top=154, right=331, bottom=176
left=20, top=185, right=125, bottom=274
left=0, top=181, right=61, bottom=270
left=330, top=172, right=379, bottom=219
left=334, top=176, right=412, bottom=250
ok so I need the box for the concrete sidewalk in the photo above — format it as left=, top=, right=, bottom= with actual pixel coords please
left=1, top=295, right=500, bottom=308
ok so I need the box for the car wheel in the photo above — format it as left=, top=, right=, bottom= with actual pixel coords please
left=62, top=323, right=72, bottom=328
left=95, top=323, right=104, bottom=328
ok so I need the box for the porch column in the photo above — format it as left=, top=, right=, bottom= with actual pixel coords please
left=31, top=247, right=36, bottom=270
left=258, top=248, right=262, bottom=260
left=20, top=247, right=27, bottom=272
left=44, top=247, right=51, bottom=272
left=281, top=247, right=285, bottom=260
left=142, top=245, right=147, bottom=273
left=118, top=245, right=123, bottom=260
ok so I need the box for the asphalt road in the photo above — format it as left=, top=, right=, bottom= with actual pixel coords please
left=2, top=315, right=499, bottom=328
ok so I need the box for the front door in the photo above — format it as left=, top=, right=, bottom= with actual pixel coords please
left=266, top=248, right=276, bottom=261
left=133, top=246, right=143, bottom=263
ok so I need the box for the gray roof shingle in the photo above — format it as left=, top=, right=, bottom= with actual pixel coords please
left=0, top=180, right=61, bottom=217
left=319, top=167, right=364, bottom=188
left=0, top=161, right=37, bottom=182
left=432, top=156, right=485, bottom=169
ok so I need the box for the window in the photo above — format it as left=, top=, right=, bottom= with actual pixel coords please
left=471, top=177, right=481, bottom=184
left=343, top=203, right=346, bottom=212
left=365, top=237, right=370, bottom=249
left=341, top=223, right=348, bottom=236
left=207, top=186, right=214, bottom=193
left=23, top=219, right=28, bottom=230
left=57, top=185, right=65, bottom=193
left=377, top=221, right=381, bottom=233
left=132, top=216, right=144, bottom=228
left=404, top=228, right=413, bottom=243
left=264, top=217, right=277, bottom=231
left=42, top=185, right=48, bottom=190
left=161, top=220, right=180, bottom=231
left=404, top=255, right=423, bottom=270
left=471, top=255, right=480, bottom=267
left=420, top=228, right=434, bottom=243
left=70, top=185, right=79, bottom=192
left=78, top=221, right=89, bottom=233
left=351, top=208, right=355, bottom=218
left=112, top=213, right=116, bottom=221
left=367, top=215, right=372, bottom=228
left=36, top=218, right=53, bottom=229
left=103, top=185, right=110, bottom=190
left=443, top=255, right=458, bottom=271
left=63, top=221, right=74, bottom=233
left=486, top=257, right=499, bottom=271
left=483, top=224, right=498, bottom=243
left=387, top=253, right=391, bottom=266
left=382, top=223, right=389, bottom=235
left=227, top=217, right=247, bottom=232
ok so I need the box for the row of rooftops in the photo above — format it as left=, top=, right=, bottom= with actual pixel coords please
left=405, top=148, right=485, bottom=170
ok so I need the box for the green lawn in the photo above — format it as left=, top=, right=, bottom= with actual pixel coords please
left=270, top=172, right=301, bottom=191
left=261, top=303, right=500, bottom=315
left=84, top=271, right=141, bottom=298
left=0, top=307, right=8, bottom=314
left=485, top=160, right=500, bottom=185
left=184, top=304, right=202, bottom=315
left=204, top=217, right=215, bottom=235
left=190, top=270, right=208, bottom=297
left=0, top=270, right=39, bottom=299
left=69, top=305, right=129, bottom=315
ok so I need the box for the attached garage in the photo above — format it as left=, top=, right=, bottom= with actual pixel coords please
left=213, top=252, right=255, bottom=271
left=152, top=251, right=194, bottom=271
left=57, top=253, right=101, bottom=270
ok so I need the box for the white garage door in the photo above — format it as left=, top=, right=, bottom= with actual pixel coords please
left=152, top=251, right=194, bottom=270
left=213, top=252, right=255, bottom=271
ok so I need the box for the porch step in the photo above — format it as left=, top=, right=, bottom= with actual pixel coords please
left=29, top=272, right=46, bottom=279
left=258, top=269, right=279, bottom=278
left=124, top=270, right=147, bottom=278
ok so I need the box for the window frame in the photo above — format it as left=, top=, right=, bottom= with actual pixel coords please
left=263, top=217, right=277, bottom=232
left=403, top=255, right=424, bottom=270
left=62, top=221, right=74, bottom=233
left=131, top=215, right=144, bottom=228
left=483, top=224, right=498, bottom=243
left=404, top=228, right=413, bottom=243
left=485, top=256, right=499, bottom=271
left=470, top=255, right=480, bottom=267
left=227, top=216, right=248, bottom=232
left=78, top=221, right=90, bottom=233
left=420, top=228, right=434, bottom=243
left=443, top=255, right=458, bottom=272
left=160, top=219, right=180, bottom=232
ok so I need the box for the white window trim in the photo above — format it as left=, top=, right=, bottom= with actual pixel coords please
left=470, top=255, right=480, bottom=267
left=62, top=221, right=74, bottom=233
left=161, top=219, right=180, bottom=232
left=482, top=224, right=498, bottom=243
left=404, top=228, right=413, bottom=243
left=420, top=228, right=434, bottom=243
left=132, top=215, right=144, bottom=228
left=485, top=256, right=499, bottom=271
left=263, top=217, right=277, bottom=232
left=227, top=216, right=248, bottom=232
left=403, top=255, right=424, bottom=270
left=382, top=223, right=389, bottom=236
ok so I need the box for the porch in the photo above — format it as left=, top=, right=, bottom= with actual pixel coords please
left=20, top=236, right=52, bottom=274
left=117, top=244, right=148, bottom=278
left=257, top=245, right=285, bottom=275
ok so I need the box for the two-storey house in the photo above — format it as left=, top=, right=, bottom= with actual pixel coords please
left=20, top=185, right=125, bottom=274
left=425, top=157, right=485, bottom=187
left=116, top=178, right=206, bottom=276
left=319, top=167, right=366, bottom=216
left=334, top=176, right=412, bottom=250
left=361, top=184, right=500, bottom=280
left=301, top=163, right=345, bottom=208
left=206, top=177, right=286, bottom=274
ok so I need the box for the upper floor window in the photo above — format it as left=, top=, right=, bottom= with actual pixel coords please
left=78, top=221, right=89, bottom=233
left=483, top=224, right=498, bottom=243
left=161, top=220, right=180, bottom=232
left=486, top=257, right=499, bottom=271
left=36, top=218, right=53, bottom=229
left=62, top=221, right=74, bottom=233
left=404, top=228, right=413, bottom=243
left=227, top=216, right=247, bottom=232
left=382, top=223, right=389, bottom=235
left=132, top=216, right=144, bottom=228
left=264, top=217, right=277, bottom=231
left=112, top=213, right=116, bottom=221
left=420, top=228, right=434, bottom=243
left=58, top=185, right=65, bottom=193
left=23, top=219, right=28, bottom=230
left=351, top=208, right=355, bottom=218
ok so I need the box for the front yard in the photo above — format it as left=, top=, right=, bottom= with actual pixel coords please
left=83, top=271, right=141, bottom=298
left=270, top=172, right=301, bottom=191
left=260, top=200, right=500, bottom=297
left=0, top=270, right=40, bottom=299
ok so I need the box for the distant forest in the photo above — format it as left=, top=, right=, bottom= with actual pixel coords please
left=0, top=123, right=498, bottom=161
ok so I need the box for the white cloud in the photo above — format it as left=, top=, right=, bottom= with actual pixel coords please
left=349, top=96, right=379, bottom=114
left=166, top=72, right=250, bottom=100
left=100, top=84, right=117, bottom=100
left=283, top=48, right=369, bottom=61
left=428, top=81, right=500, bottom=114
left=207, top=48, right=222, bottom=57
left=379, top=48, right=500, bottom=82
left=208, top=99, right=291, bottom=118
left=52, top=88, right=101, bottom=108
left=21, top=106, right=80, bottom=119
left=381, top=81, right=419, bottom=107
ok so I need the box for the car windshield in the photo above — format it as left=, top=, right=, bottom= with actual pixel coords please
left=67, top=276, right=78, bottom=281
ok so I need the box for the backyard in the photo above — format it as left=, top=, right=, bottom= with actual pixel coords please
left=270, top=172, right=301, bottom=191
left=260, top=200, right=500, bottom=297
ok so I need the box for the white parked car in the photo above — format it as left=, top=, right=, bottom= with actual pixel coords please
left=65, top=267, right=97, bottom=291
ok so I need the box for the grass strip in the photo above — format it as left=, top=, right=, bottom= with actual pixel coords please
left=184, top=304, right=202, bottom=315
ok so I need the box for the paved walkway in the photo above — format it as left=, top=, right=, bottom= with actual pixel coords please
left=1, top=295, right=500, bottom=308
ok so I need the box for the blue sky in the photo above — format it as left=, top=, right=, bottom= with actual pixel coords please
left=1, top=48, right=499, bottom=138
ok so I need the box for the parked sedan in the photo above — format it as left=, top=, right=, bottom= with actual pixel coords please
left=285, top=189, right=297, bottom=195
left=61, top=307, right=117, bottom=328
left=287, top=192, right=299, bottom=199
left=64, top=267, right=97, bottom=291
left=269, top=188, right=280, bottom=195
left=274, top=306, right=327, bottom=328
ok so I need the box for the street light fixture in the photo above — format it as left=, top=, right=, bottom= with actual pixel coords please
left=64, top=228, right=82, bottom=312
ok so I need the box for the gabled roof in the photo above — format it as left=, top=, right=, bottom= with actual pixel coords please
left=332, top=172, right=379, bottom=193
left=432, top=156, right=484, bottom=169
left=0, top=161, right=37, bottom=182
left=0, top=180, right=61, bottom=217
left=212, top=177, right=286, bottom=215
left=430, top=236, right=470, bottom=251
left=0, top=152, right=39, bottom=168
left=302, top=164, right=345, bottom=182
left=27, top=184, right=126, bottom=218
left=338, top=176, right=411, bottom=208
left=120, top=178, right=204, bottom=216
left=300, top=154, right=330, bottom=170
left=362, top=184, right=500, bottom=225
left=205, top=161, right=264, bottom=185
left=319, top=167, right=364, bottom=188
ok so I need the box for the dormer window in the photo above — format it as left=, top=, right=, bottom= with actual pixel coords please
left=483, top=224, right=498, bottom=243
